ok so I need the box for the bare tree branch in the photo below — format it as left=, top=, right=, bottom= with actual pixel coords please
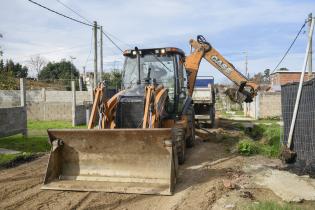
left=28, top=55, right=47, bottom=78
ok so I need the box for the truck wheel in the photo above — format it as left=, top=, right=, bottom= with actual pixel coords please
left=186, top=105, right=195, bottom=148
left=209, top=105, right=215, bottom=128
left=172, top=126, right=186, bottom=165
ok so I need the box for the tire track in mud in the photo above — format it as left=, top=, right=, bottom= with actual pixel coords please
left=0, top=156, right=47, bottom=182
left=0, top=121, right=242, bottom=210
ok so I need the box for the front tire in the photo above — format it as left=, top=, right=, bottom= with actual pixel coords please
left=186, top=105, right=195, bottom=148
left=172, top=126, right=186, bottom=165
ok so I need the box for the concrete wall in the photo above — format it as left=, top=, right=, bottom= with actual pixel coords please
left=0, top=89, right=91, bottom=108
left=0, top=106, right=27, bottom=138
left=0, top=89, right=92, bottom=124
left=244, top=92, right=281, bottom=119
left=75, top=105, right=90, bottom=125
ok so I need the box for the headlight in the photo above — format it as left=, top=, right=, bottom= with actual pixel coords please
left=160, top=49, right=166, bottom=54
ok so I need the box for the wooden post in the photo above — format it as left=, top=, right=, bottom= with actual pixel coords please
left=71, top=81, right=76, bottom=127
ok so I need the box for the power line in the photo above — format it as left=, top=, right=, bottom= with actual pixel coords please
left=272, top=21, right=307, bottom=73
left=84, top=29, right=94, bottom=67
left=28, top=0, right=93, bottom=27
left=102, top=31, right=124, bottom=52
left=104, top=31, right=133, bottom=48
left=54, top=0, right=92, bottom=24
left=28, top=0, right=127, bottom=57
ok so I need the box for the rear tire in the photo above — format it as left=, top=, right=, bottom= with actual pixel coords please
left=172, top=126, right=186, bottom=165
left=209, top=105, right=215, bottom=128
left=186, top=105, right=195, bottom=148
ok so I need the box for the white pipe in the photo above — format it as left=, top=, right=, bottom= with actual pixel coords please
left=287, top=18, right=315, bottom=148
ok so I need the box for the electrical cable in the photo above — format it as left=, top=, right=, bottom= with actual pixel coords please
left=28, top=0, right=93, bottom=27
left=84, top=28, right=94, bottom=67
left=54, top=0, right=92, bottom=24
left=272, top=21, right=307, bottom=73
left=28, top=0, right=125, bottom=56
left=102, top=31, right=124, bottom=52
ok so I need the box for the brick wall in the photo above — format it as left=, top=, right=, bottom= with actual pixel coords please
left=270, top=72, right=315, bottom=86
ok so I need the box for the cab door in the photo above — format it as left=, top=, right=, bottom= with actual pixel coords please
left=175, top=55, right=188, bottom=113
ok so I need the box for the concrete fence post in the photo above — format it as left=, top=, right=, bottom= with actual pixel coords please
left=20, top=78, right=27, bottom=137
left=71, top=81, right=76, bottom=127
left=20, top=78, right=26, bottom=107
left=79, top=77, right=83, bottom=91
left=255, top=93, right=260, bottom=120
left=41, top=88, right=46, bottom=102
left=86, top=106, right=90, bottom=125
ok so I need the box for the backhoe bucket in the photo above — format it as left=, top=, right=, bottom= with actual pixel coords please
left=42, top=129, right=177, bottom=195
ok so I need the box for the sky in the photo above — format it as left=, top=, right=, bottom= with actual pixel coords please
left=0, top=0, right=314, bottom=83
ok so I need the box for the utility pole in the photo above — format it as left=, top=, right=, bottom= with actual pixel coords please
left=243, top=51, right=248, bottom=78
left=308, top=13, right=313, bottom=80
left=100, top=26, right=104, bottom=82
left=69, top=56, right=76, bottom=81
left=93, top=21, right=98, bottom=87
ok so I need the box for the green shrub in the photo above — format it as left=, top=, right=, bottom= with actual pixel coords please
left=241, top=123, right=281, bottom=157
left=238, top=139, right=259, bottom=156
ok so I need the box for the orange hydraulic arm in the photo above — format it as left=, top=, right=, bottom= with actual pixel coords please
left=184, top=35, right=259, bottom=103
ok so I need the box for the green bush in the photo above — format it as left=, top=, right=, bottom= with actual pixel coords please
left=238, top=139, right=259, bottom=156
left=241, top=123, right=281, bottom=157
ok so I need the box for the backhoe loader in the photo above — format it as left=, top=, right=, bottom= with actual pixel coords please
left=42, top=35, right=259, bottom=195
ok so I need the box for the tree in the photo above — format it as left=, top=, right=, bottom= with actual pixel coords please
left=39, top=60, right=79, bottom=80
left=39, top=60, right=80, bottom=90
left=264, top=69, right=270, bottom=83
left=279, top=67, right=289, bottom=71
left=101, top=69, right=122, bottom=89
left=28, top=55, right=47, bottom=79
left=251, top=72, right=264, bottom=84
left=1, top=59, right=28, bottom=78
left=0, top=59, right=4, bottom=72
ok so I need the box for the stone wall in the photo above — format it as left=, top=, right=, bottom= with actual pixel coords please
left=244, top=92, right=281, bottom=119
left=0, top=107, right=27, bottom=138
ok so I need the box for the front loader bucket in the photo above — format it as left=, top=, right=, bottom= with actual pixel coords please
left=42, top=129, right=177, bottom=195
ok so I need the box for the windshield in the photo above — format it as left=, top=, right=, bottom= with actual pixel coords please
left=122, top=54, right=175, bottom=92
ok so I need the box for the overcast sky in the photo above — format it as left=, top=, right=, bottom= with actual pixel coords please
left=0, top=0, right=314, bottom=82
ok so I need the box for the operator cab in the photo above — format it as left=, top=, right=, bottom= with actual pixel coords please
left=122, top=47, right=188, bottom=114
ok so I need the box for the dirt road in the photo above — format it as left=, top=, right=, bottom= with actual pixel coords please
left=1, top=121, right=312, bottom=210
left=0, top=123, right=241, bottom=210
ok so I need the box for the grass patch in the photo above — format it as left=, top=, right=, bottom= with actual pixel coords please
left=0, top=120, right=87, bottom=167
left=238, top=139, right=259, bottom=156
left=0, top=135, right=50, bottom=153
left=28, top=120, right=86, bottom=130
left=0, top=152, right=37, bottom=168
left=246, top=201, right=301, bottom=210
left=238, top=123, right=281, bottom=157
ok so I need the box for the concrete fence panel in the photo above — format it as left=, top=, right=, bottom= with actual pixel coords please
left=0, top=107, right=27, bottom=138
left=244, top=92, right=281, bottom=119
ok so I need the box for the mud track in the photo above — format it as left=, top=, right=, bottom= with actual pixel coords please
left=0, top=121, right=269, bottom=210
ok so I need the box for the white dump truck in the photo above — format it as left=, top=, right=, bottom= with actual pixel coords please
left=192, top=76, right=216, bottom=127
